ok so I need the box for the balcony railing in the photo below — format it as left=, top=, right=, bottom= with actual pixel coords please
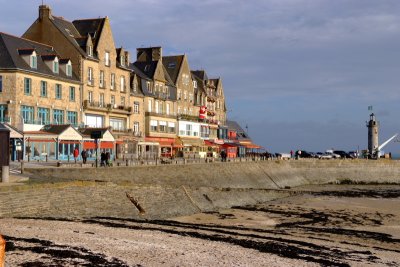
left=83, top=100, right=132, bottom=114
left=145, top=111, right=177, bottom=119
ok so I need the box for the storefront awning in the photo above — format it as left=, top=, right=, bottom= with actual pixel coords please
left=179, top=138, right=205, bottom=147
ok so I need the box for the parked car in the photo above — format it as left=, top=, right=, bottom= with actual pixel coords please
left=333, top=150, right=352, bottom=159
left=295, top=150, right=314, bottom=158
left=325, top=150, right=341, bottom=159
left=348, top=151, right=359, bottom=159
left=318, top=152, right=333, bottom=159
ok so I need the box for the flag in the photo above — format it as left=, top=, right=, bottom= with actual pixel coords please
left=368, top=106, right=373, bottom=111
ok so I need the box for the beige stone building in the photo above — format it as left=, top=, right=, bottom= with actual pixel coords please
left=23, top=5, right=145, bottom=158
left=131, top=47, right=179, bottom=158
left=0, top=32, right=81, bottom=131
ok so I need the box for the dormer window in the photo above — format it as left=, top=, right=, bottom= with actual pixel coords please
left=193, top=80, right=197, bottom=88
left=105, top=51, right=110, bottom=66
left=120, top=55, right=125, bottom=67
left=53, top=58, right=59, bottom=74
left=30, top=52, right=37, bottom=69
left=66, top=62, right=72, bottom=77
left=88, top=45, right=93, bottom=57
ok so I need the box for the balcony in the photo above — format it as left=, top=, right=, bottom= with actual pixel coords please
left=178, top=114, right=200, bottom=122
left=83, top=100, right=132, bottom=114
left=145, top=111, right=176, bottom=119
left=110, top=128, right=143, bottom=138
left=154, top=91, right=169, bottom=100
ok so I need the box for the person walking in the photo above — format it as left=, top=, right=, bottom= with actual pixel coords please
left=100, top=151, right=106, bottom=167
left=81, top=150, right=87, bottom=164
left=105, top=151, right=111, bottom=167
left=290, top=150, right=293, bottom=159
left=73, top=147, right=79, bottom=163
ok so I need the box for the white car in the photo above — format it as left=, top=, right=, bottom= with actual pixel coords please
left=325, top=150, right=341, bottom=159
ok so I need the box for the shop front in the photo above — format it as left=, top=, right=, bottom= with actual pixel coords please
left=80, top=128, right=116, bottom=160
left=179, top=137, right=206, bottom=158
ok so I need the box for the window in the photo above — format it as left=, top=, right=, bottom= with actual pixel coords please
left=69, top=86, right=75, bottom=101
left=155, top=101, right=159, bottom=114
left=166, top=103, right=170, bottom=115
left=133, top=121, right=140, bottom=133
left=189, top=93, right=193, bottom=102
left=67, top=111, right=77, bottom=126
left=88, top=45, right=93, bottom=56
left=110, top=73, right=115, bottom=90
left=111, top=95, right=115, bottom=106
left=37, top=107, right=50, bottom=125
left=39, top=81, right=47, bottom=97
left=148, top=99, right=152, bottom=112
left=85, top=114, right=104, bottom=128
left=30, top=54, right=37, bottom=69
left=66, top=63, right=72, bottom=77
left=159, top=121, right=166, bottom=132
left=105, top=51, right=110, bottom=66
left=55, top=84, right=62, bottom=99
left=146, top=81, right=151, bottom=93
left=184, top=91, right=187, bottom=101
left=99, top=70, right=104, bottom=88
left=120, top=55, right=125, bottom=67
left=110, top=118, right=125, bottom=131
left=21, top=105, right=34, bottom=124
left=186, top=124, right=192, bottom=136
left=0, top=105, right=7, bottom=122
left=121, top=96, right=125, bottom=106
left=88, top=67, right=93, bottom=85
left=133, top=102, right=140, bottom=114
left=24, top=78, right=31, bottom=95
left=120, top=76, right=125, bottom=92
left=0, top=76, right=2, bottom=93
left=88, top=91, right=93, bottom=103
left=53, top=60, right=59, bottom=74
left=133, top=82, right=137, bottom=93
left=99, top=93, right=105, bottom=107
left=193, top=80, right=197, bottom=88
left=150, top=120, right=158, bottom=132
left=53, top=109, right=64, bottom=124
left=159, top=102, right=164, bottom=114
left=168, top=122, right=175, bottom=133
left=178, top=107, right=181, bottom=114
left=178, top=90, right=182, bottom=100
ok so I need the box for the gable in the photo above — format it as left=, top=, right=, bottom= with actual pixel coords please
left=58, top=126, right=82, bottom=140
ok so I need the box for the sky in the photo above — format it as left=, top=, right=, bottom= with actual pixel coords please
left=1, top=0, right=400, bottom=153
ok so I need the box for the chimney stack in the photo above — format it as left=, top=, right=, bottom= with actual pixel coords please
left=39, top=5, right=52, bottom=21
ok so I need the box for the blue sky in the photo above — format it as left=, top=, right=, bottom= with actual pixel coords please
left=1, top=0, right=400, bottom=153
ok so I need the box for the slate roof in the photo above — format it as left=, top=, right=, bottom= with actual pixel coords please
left=0, top=32, right=79, bottom=82
left=72, top=18, right=106, bottom=51
left=51, top=16, right=87, bottom=57
left=191, top=70, right=208, bottom=81
left=162, top=55, right=184, bottom=84
left=41, top=124, right=74, bottom=135
left=226, top=120, right=251, bottom=140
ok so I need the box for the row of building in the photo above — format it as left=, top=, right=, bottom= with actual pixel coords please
left=0, top=5, right=261, bottom=161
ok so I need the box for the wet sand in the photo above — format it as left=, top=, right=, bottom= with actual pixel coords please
left=1, top=185, right=400, bottom=266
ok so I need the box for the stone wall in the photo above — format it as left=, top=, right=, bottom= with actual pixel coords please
left=1, top=159, right=399, bottom=219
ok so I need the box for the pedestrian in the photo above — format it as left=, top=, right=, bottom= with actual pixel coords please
left=290, top=150, right=293, bottom=159
left=81, top=149, right=87, bottom=164
left=106, top=151, right=111, bottom=167
left=73, top=147, right=79, bottom=163
left=100, top=151, right=106, bottom=167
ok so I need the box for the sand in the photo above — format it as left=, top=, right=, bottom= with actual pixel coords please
left=1, top=185, right=400, bottom=266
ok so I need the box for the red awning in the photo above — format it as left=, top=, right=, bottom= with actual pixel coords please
left=83, top=142, right=96, bottom=149
left=245, top=144, right=261, bottom=149
left=59, top=140, right=80, bottom=144
left=100, top=141, right=114, bottom=149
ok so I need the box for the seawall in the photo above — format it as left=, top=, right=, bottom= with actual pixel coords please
left=1, top=160, right=399, bottom=219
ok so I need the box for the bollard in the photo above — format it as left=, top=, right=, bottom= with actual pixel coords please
left=46, top=155, right=48, bottom=162
left=0, top=234, right=5, bottom=267
left=20, top=161, right=24, bottom=174
left=126, top=159, right=129, bottom=166
left=1, top=166, right=9, bottom=183
left=0, top=237, right=4, bottom=266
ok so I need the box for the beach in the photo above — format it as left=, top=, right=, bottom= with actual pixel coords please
left=2, top=184, right=400, bottom=266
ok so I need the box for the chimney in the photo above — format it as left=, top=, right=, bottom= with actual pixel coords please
left=136, top=47, right=162, bottom=62
left=39, top=5, right=52, bottom=21
left=152, top=47, right=162, bottom=61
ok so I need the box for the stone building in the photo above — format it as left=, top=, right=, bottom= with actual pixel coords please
left=0, top=32, right=81, bottom=131
left=130, top=47, right=179, bottom=158
left=22, top=5, right=145, bottom=158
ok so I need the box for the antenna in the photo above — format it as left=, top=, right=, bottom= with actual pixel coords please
left=245, top=124, right=248, bottom=134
